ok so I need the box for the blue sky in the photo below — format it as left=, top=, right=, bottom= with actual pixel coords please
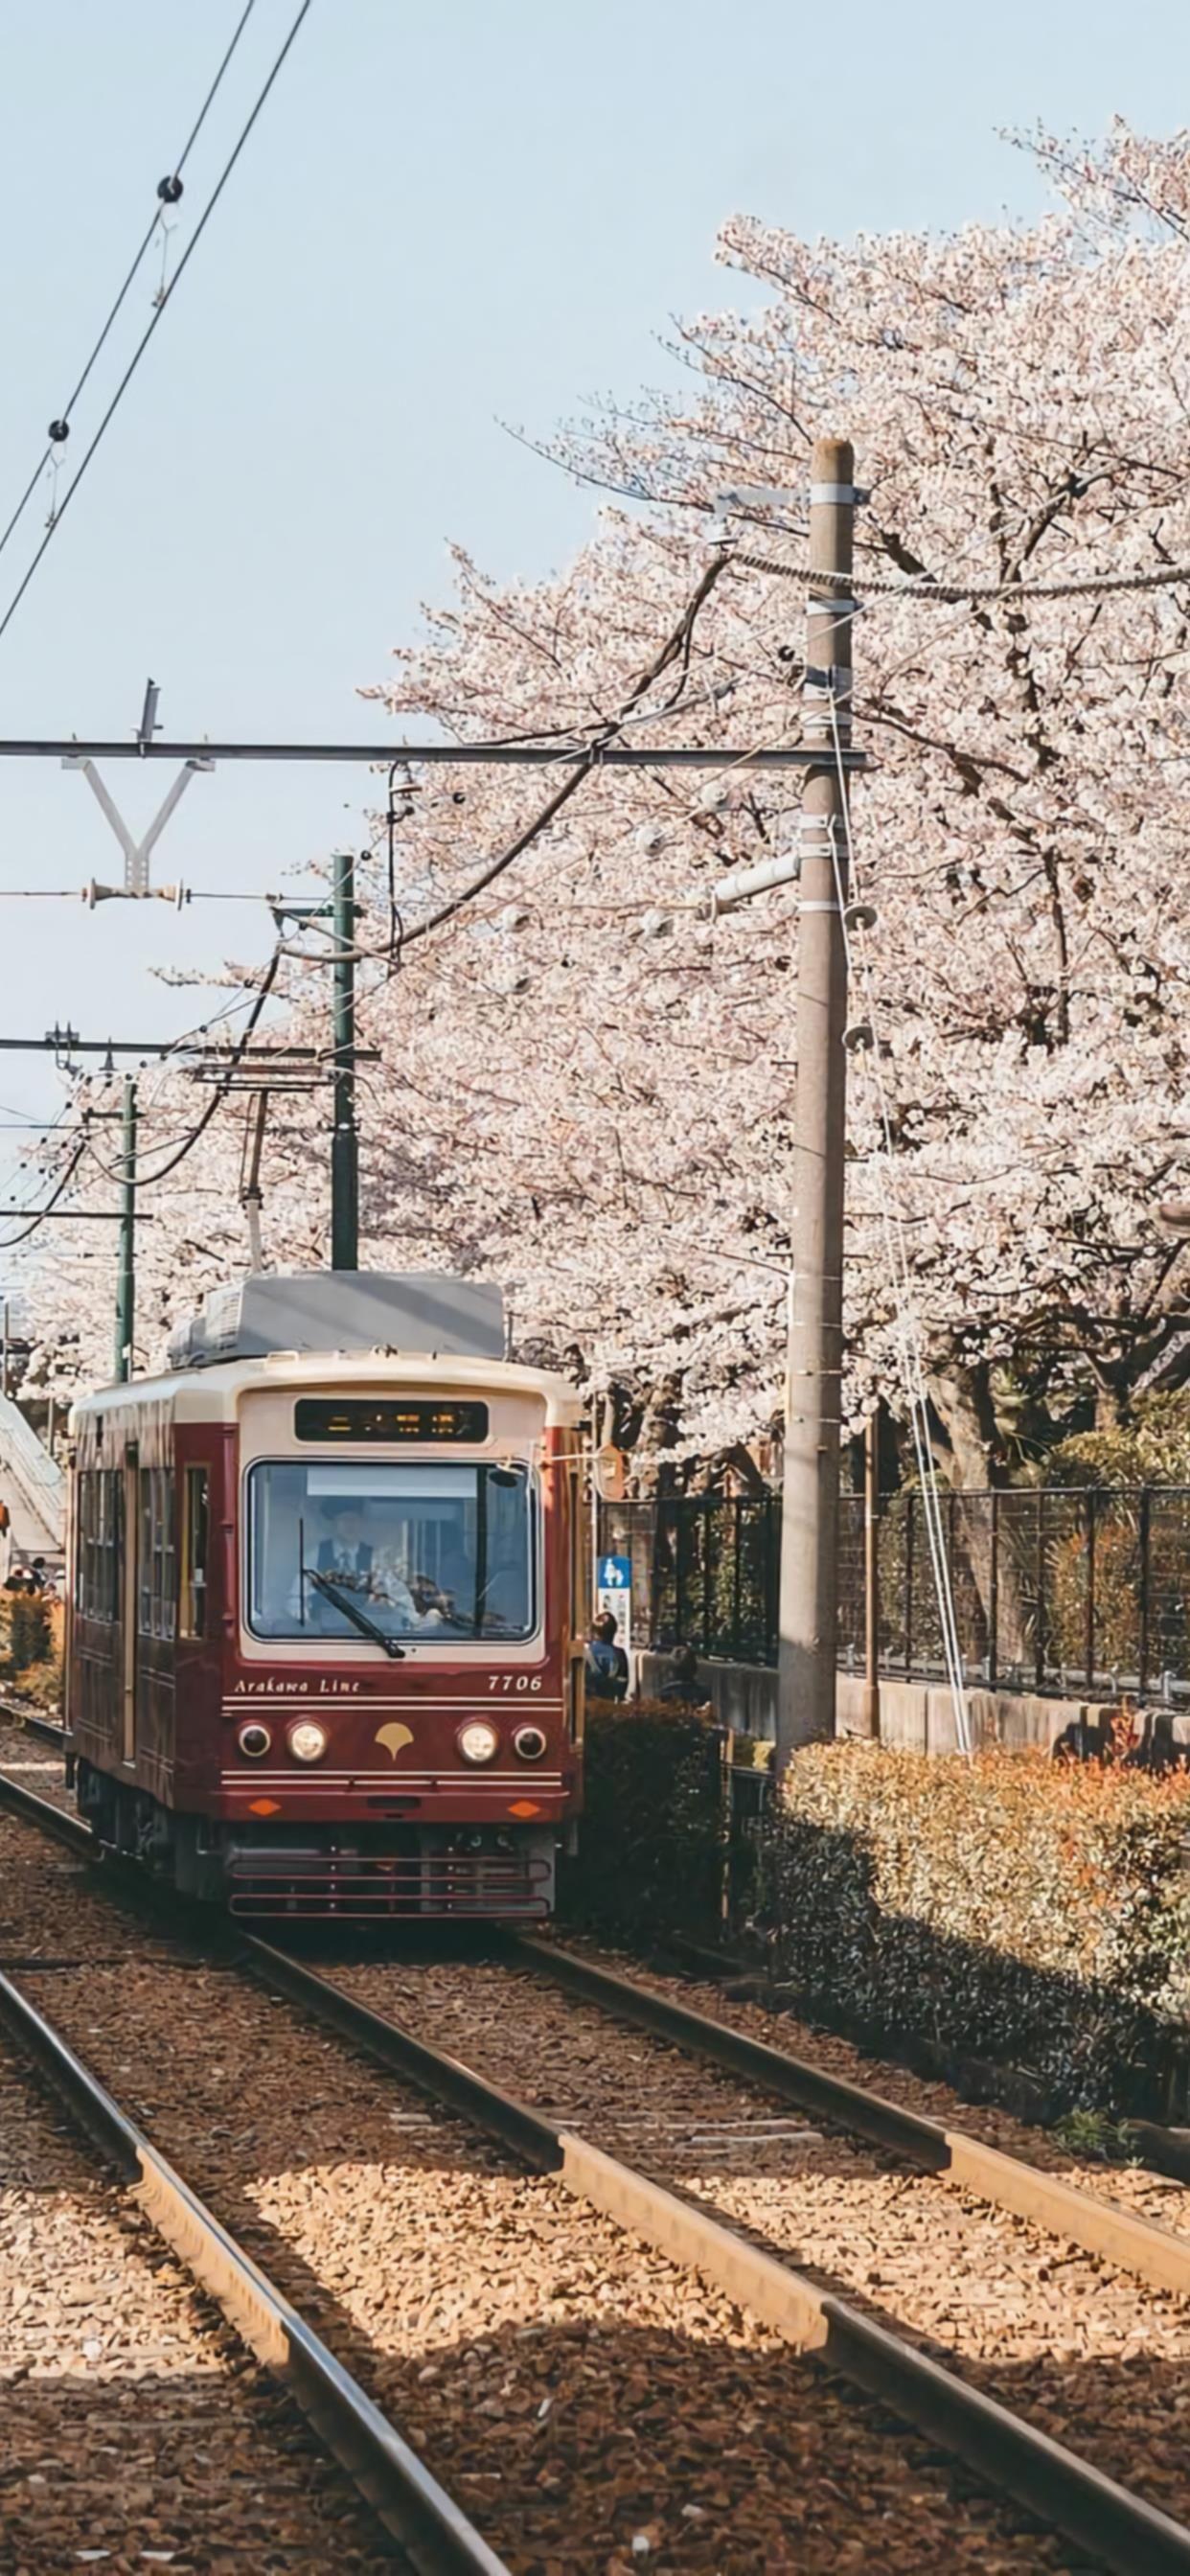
left=0, top=0, right=1187, bottom=1259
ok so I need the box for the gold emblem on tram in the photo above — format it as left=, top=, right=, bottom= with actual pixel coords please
left=375, top=1721, right=414, bottom=1759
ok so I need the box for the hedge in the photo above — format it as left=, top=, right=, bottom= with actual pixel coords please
left=561, top=1703, right=725, bottom=1940
left=760, top=1744, right=1190, bottom=2119
left=0, top=1593, right=62, bottom=1707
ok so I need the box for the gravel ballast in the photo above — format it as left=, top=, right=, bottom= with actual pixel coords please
left=0, top=1810, right=1080, bottom=2575
left=0, top=2022, right=399, bottom=2574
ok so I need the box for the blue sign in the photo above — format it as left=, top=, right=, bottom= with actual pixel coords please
left=600, top=1554, right=630, bottom=1590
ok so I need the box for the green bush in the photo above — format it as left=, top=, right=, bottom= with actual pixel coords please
left=7, top=1592, right=51, bottom=1674
left=561, top=1702, right=725, bottom=1940
left=759, top=1743, right=1190, bottom=2118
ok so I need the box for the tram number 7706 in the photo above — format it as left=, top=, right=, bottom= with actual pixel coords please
left=488, top=1673, right=544, bottom=1692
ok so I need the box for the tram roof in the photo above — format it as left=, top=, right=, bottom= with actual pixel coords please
left=68, top=1347, right=584, bottom=1434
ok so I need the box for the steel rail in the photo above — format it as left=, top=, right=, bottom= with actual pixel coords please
left=6, top=1761, right=1190, bottom=2569
left=0, top=1765, right=91, bottom=1853
left=0, top=1967, right=511, bottom=2576
left=513, top=1936, right=1190, bottom=2303
left=237, top=1939, right=1190, bottom=2576
left=17, top=1709, right=70, bottom=1749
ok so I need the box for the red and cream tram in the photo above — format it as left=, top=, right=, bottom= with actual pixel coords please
left=64, top=1274, right=586, bottom=1918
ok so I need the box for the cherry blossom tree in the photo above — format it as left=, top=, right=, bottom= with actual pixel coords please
left=21, top=123, right=1190, bottom=1493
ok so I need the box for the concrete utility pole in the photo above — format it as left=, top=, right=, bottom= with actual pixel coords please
left=114, top=1076, right=137, bottom=1384
left=330, top=849, right=359, bottom=1272
left=777, top=437, right=857, bottom=1767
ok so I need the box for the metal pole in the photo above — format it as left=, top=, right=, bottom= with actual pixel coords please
left=776, top=436, right=856, bottom=1766
left=331, top=849, right=358, bottom=1272
left=242, top=1092, right=268, bottom=1274
left=862, top=1412, right=881, bottom=1737
left=114, top=1075, right=136, bottom=1383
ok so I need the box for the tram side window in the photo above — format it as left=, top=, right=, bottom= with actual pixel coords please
left=77, top=1471, right=120, bottom=1622
left=180, top=1465, right=209, bottom=1640
left=137, top=1467, right=177, bottom=1640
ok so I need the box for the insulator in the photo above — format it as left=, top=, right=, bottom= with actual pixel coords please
left=47, top=419, right=70, bottom=445
left=842, top=1020, right=875, bottom=1053
left=157, top=173, right=184, bottom=204
left=843, top=901, right=878, bottom=933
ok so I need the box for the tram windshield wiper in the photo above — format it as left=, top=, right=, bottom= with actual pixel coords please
left=304, top=1563, right=407, bottom=1660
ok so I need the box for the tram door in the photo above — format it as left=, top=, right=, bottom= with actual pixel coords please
left=120, top=1447, right=138, bottom=1765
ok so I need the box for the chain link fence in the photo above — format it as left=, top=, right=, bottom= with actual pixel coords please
left=603, top=1486, right=1190, bottom=1700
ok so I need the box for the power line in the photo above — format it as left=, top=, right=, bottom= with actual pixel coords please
left=0, top=1, right=259, bottom=574
left=732, top=545, right=1190, bottom=605
left=0, top=1138, right=92, bottom=1253
left=0, top=0, right=312, bottom=653
left=0, top=736, right=850, bottom=769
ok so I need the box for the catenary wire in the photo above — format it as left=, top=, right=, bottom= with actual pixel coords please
left=0, top=1, right=259, bottom=574
left=0, top=0, right=312, bottom=653
left=732, top=544, right=1190, bottom=604
left=340, top=554, right=736, bottom=965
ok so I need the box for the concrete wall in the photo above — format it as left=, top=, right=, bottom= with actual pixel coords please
left=636, top=1649, right=1084, bottom=1752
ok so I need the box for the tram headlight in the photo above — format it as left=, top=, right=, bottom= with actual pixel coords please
left=513, top=1725, right=547, bottom=1761
left=457, top=1720, right=499, bottom=1765
left=238, top=1723, right=271, bottom=1759
left=287, top=1720, right=328, bottom=1764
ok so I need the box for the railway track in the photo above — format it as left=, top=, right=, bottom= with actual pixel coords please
left=3, top=1728, right=1190, bottom=2572
left=0, top=1973, right=502, bottom=2573
left=0, top=2020, right=412, bottom=2575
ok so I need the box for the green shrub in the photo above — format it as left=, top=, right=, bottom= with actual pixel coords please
left=7, top=1592, right=51, bottom=1674
left=562, top=1701, right=725, bottom=1940
left=759, top=1743, right=1190, bottom=2118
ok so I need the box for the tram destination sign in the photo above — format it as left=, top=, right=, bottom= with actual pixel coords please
left=295, top=1399, right=491, bottom=1443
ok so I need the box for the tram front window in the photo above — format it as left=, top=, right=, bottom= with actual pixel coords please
left=246, top=1460, right=536, bottom=1644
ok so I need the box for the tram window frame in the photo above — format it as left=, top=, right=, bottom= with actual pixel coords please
left=137, top=1466, right=177, bottom=1641
left=242, top=1456, right=541, bottom=1648
left=76, top=1469, right=120, bottom=1622
left=179, top=1465, right=209, bottom=1640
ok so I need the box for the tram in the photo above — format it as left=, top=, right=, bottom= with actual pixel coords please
left=64, top=1273, right=586, bottom=1918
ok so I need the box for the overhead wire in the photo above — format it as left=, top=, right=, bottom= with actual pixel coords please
left=339, top=552, right=736, bottom=969
left=0, top=1, right=260, bottom=576
left=0, top=1136, right=95, bottom=1253
left=0, top=0, right=313, bottom=653
left=731, top=543, right=1190, bottom=605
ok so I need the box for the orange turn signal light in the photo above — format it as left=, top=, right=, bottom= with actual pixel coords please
left=507, top=1799, right=542, bottom=1819
left=248, top=1798, right=281, bottom=1816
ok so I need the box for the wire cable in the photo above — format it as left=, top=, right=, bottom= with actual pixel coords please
left=0, top=2, right=259, bottom=575
left=734, top=545, right=1190, bottom=605
left=0, top=0, right=312, bottom=653
left=0, top=1136, right=93, bottom=1252
left=350, top=553, right=735, bottom=961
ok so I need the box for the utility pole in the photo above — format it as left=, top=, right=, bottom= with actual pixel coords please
left=1, top=1300, right=8, bottom=1401
left=114, top=1076, right=137, bottom=1384
left=331, top=849, right=358, bottom=1272
left=777, top=436, right=856, bottom=1767
left=241, top=1093, right=269, bottom=1274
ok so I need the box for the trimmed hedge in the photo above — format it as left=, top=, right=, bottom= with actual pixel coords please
left=761, top=1744, right=1190, bottom=2118
left=561, top=1703, right=725, bottom=1939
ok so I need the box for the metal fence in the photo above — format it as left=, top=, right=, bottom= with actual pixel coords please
left=603, top=1485, right=1190, bottom=1700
